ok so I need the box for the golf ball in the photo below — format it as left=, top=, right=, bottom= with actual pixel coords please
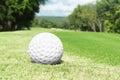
left=28, top=32, right=63, bottom=64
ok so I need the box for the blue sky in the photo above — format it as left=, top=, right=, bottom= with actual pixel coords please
left=36, top=0, right=96, bottom=16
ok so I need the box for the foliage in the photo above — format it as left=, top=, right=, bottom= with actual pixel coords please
left=37, top=16, right=67, bottom=24
left=68, top=5, right=83, bottom=30
left=38, top=17, right=71, bottom=29
left=39, top=18, right=57, bottom=28
left=96, top=0, right=120, bottom=33
left=68, top=0, right=120, bottom=33
left=0, top=0, right=46, bottom=31
left=59, top=20, right=70, bottom=29
left=68, top=4, right=99, bottom=31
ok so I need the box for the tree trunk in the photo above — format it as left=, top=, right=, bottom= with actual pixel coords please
left=97, top=19, right=103, bottom=32
left=0, top=25, right=3, bottom=31
left=92, top=23, right=96, bottom=32
left=7, top=20, right=12, bottom=30
left=11, top=21, right=16, bottom=31
left=88, top=22, right=96, bottom=32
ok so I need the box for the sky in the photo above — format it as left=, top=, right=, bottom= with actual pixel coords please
left=36, top=0, right=96, bottom=16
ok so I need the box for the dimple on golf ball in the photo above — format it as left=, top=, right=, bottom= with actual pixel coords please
left=28, top=32, right=63, bottom=64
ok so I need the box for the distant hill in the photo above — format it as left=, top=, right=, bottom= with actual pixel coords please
left=36, top=16, right=68, bottom=24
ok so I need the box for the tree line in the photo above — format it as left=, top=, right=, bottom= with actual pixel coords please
left=37, top=17, right=70, bottom=29
left=0, top=0, right=120, bottom=33
left=0, top=0, right=46, bottom=31
left=69, top=0, right=120, bottom=33
left=38, top=0, right=120, bottom=33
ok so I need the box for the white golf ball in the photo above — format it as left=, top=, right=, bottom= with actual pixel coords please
left=28, top=32, right=63, bottom=64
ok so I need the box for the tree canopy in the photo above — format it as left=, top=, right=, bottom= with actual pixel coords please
left=68, top=4, right=98, bottom=31
left=0, top=0, right=46, bottom=31
left=68, top=0, right=120, bottom=33
left=96, top=0, right=120, bottom=33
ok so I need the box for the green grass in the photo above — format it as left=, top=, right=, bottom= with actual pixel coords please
left=54, top=31, right=120, bottom=66
left=0, top=28, right=120, bottom=80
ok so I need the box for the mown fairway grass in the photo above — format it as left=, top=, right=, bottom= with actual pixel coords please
left=54, top=31, right=120, bottom=66
left=0, top=28, right=120, bottom=80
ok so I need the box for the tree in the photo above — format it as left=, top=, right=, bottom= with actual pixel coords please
left=68, top=0, right=120, bottom=33
left=96, top=0, right=120, bottom=33
left=81, top=4, right=98, bottom=32
left=0, top=0, right=46, bottom=31
left=39, top=18, right=57, bottom=28
left=68, top=5, right=83, bottom=31
left=62, top=20, right=70, bottom=29
left=68, top=4, right=98, bottom=32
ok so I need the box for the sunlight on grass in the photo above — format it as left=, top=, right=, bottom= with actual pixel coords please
left=0, top=28, right=120, bottom=80
left=0, top=52, right=120, bottom=80
left=53, top=31, right=120, bottom=65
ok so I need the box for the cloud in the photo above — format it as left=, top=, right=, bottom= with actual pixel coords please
left=36, top=0, right=96, bottom=16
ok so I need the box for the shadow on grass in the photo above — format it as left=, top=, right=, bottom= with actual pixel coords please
left=31, top=60, right=64, bottom=65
